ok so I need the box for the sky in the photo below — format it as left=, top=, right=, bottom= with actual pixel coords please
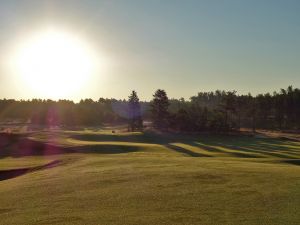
left=0, top=0, right=300, bottom=101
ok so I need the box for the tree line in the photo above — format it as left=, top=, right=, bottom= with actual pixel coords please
left=0, top=86, right=300, bottom=132
left=150, top=86, right=300, bottom=132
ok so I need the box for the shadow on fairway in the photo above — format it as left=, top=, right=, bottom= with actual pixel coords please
left=281, top=159, right=300, bottom=166
left=0, top=160, right=61, bottom=181
left=1, top=132, right=300, bottom=162
left=193, top=137, right=300, bottom=160
left=165, top=144, right=212, bottom=157
left=72, top=132, right=213, bottom=157
left=72, top=131, right=300, bottom=160
left=69, top=144, right=142, bottom=154
left=0, top=133, right=143, bottom=159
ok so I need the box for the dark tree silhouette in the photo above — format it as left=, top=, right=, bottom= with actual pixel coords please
left=151, top=89, right=170, bottom=130
left=1, top=86, right=300, bottom=133
left=127, top=90, right=143, bottom=131
left=221, top=91, right=237, bottom=130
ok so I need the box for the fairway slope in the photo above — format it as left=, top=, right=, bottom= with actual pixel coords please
left=0, top=130, right=300, bottom=224
left=0, top=160, right=61, bottom=181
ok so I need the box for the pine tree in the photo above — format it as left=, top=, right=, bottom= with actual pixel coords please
left=128, top=90, right=143, bottom=131
left=151, top=89, right=169, bottom=129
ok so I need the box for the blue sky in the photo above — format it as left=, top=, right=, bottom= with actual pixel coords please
left=0, top=0, right=299, bottom=101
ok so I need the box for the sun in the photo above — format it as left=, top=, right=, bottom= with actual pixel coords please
left=12, top=28, right=99, bottom=99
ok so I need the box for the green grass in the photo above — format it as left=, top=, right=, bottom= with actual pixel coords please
left=0, top=130, right=300, bottom=224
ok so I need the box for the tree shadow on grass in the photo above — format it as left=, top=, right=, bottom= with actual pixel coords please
left=75, top=132, right=215, bottom=157
left=69, top=144, right=142, bottom=154
left=214, top=142, right=299, bottom=159
left=60, top=131, right=300, bottom=159
left=2, top=132, right=300, bottom=161
left=281, top=159, right=300, bottom=166
left=71, top=133, right=154, bottom=143
left=190, top=142, right=263, bottom=158
left=0, top=137, right=146, bottom=160
left=0, top=160, right=61, bottom=181
left=0, top=138, right=74, bottom=159
left=192, top=137, right=300, bottom=160
left=165, top=144, right=212, bottom=157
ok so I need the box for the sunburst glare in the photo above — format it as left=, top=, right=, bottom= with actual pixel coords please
left=10, top=28, right=99, bottom=99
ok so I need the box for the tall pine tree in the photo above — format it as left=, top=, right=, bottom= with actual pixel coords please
left=151, top=89, right=169, bottom=129
left=128, top=90, right=143, bottom=131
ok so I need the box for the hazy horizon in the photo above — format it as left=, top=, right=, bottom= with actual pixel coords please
left=0, top=0, right=299, bottom=101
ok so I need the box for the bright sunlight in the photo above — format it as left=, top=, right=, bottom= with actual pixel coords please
left=11, top=28, right=99, bottom=99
